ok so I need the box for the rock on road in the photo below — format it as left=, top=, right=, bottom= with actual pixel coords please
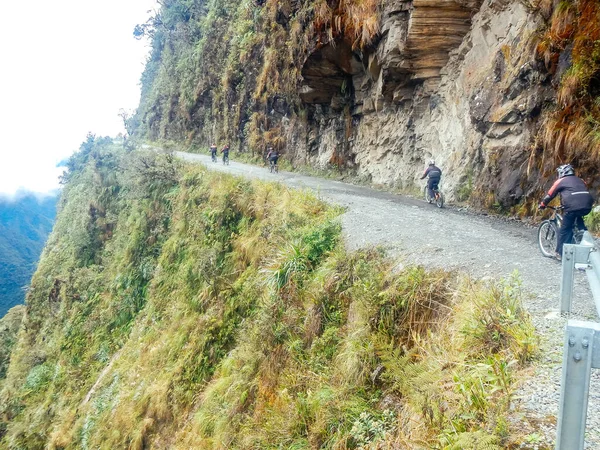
left=176, top=150, right=600, bottom=448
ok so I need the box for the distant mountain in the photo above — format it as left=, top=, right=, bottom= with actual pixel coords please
left=0, top=192, right=58, bottom=317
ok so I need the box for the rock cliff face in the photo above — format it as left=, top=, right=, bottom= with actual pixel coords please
left=294, top=0, right=550, bottom=207
left=135, top=0, right=590, bottom=210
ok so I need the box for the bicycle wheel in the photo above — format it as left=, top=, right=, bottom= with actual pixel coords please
left=424, top=186, right=432, bottom=203
left=538, top=220, right=558, bottom=257
left=435, top=191, right=444, bottom=208
left=573, top=229, right=584, bottom=244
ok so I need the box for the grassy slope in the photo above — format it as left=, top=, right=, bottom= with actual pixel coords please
left=0, top=305, right=25, bottom=382
left=0, top=141, right=538, bottom=449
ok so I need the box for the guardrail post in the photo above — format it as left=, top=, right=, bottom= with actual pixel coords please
left=586, top=247, right=600, bottom=318
left=560, top=242, right=593, bottom=315
left=555, top=320, right=598, bottom=450
left=560, top=244, right=576, bottom=314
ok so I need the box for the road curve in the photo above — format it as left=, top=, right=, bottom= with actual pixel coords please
left=175, top=150, right=599, bottom=447
left=176, top=151, right=582, bottom=311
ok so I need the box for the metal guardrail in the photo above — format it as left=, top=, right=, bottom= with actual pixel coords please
left=556, top=231, right=600, bottom=450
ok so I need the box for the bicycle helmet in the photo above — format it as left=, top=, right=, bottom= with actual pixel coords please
left=428, top=159, right=435, bottom=166
left=557, top=164, right=574, bottom=178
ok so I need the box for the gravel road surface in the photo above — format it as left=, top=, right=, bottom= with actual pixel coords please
left=177, top=151, right=600, bottom=449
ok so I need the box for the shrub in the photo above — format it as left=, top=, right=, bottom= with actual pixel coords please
left=23, top=364, right=53, bottom=395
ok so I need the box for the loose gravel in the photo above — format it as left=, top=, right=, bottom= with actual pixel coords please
left=177, top=151, right=600, bottom=449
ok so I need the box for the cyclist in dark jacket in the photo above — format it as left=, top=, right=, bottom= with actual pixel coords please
left=539, top=164, right=594, bottom=258
left=221, top=143, right=230, bottom=163
left=210, top=143, right=217, bottom=160
left=267, top=147, right=278, bottom=164
left=420, top=159, right=442, bottom=200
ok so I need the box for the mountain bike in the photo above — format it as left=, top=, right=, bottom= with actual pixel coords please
left=269, top=159, right=278, bottom=173
left=211, top=152, right=217, bottom=163
left=424, top=184, right=444, bottom=208
left=537, top=206, right=584, bottom=257
left=223, top=154, right=229, bottom=165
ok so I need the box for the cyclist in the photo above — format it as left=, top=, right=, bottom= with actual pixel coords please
left=267, top=147, right=279, bottom=171
left=420, top=159, right=442, bottom=202
left=221, top=143, right=230, bottom=164
left=539, top=164, right=594, bottom=260
left=209, top=143, right=217, bottom=162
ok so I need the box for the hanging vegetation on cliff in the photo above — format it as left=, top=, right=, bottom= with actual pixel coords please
left=131, top=0, right=381, bottom=154
left=536, top=0, right=600, bottom=186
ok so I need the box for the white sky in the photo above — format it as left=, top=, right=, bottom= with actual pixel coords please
left=0, top=0, right=157, bottom=196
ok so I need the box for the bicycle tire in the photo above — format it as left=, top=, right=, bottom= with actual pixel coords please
left=435, top=191, right=444, bottom=208
left=573, top=230, right=584, bottom=245
left=538, top=220, right=558, bottom=257
left=424, top=186, right=432, bottom=204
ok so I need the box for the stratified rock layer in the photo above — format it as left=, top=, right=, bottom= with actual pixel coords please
left=294, top=0, right=549, bottom=207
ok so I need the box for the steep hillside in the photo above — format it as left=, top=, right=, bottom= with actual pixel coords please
left=0, top=306, right=25, bottom=382
left=0, top=192, right=57, bottom=317
left=132, top=0, right=600, bottom=211
left=0, top=140, right=538, bottom=449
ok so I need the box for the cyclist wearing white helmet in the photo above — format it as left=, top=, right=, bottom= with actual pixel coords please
left=539, top=163, right=594, bottom=260
left=420, top=159, right=442, bottom=201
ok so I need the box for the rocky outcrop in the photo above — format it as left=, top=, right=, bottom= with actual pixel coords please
left=294, top=0, right=551, bottom=207
left=404, top=0, right=483, bottom=84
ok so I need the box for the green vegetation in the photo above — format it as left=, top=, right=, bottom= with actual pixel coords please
left=585, top=207, right=600, bottom=232
left=535, top=0, right=600, bottom=182
left=0, top=306, right=25, bottom=382
left=132, top=0, right=380, bottom=156
left=0, top=192, right=57, bottom=317
left=0, top=140, right=540, bottom=448
left=455, top=169, right=474, bottom=203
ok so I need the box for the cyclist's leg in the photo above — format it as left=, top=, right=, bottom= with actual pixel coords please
left=428, top=178, right=437, bottom=199
left=429, top=178, right=440, bottom=199
left=558, top=211, right=576, bottom=253
left=576, top=210, right=589, bottom=231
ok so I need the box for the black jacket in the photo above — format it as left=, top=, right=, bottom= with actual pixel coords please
left=421, top=165, right=442, bottom=181
left=541, top=175, right=594, bottom=212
